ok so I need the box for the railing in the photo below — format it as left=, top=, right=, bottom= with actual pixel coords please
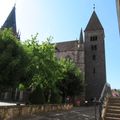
left=98, top=82, right=111, bottom=120
left=99, top=83, right=111, bottom=102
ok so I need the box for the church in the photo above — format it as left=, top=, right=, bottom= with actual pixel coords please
left=1, top=6, right=108, bottom=102
left=56, top=11, right=107, bottom=102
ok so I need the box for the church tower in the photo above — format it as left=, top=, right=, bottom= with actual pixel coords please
left=2, top=6, right=16, bottom=34
left=1, top=5, right=20, bottom=39
left=84, top=11, right=106, bottom=102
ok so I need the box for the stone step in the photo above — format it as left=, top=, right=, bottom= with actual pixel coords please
left=108, top=103, right=120, bottom=106
left=109, top=97, right=120, bottom=100
left=109, top=101, right=120, bottom=104
left=107, top=109, right=120, bottom=114
left=106, top=113, right=120, bottom=118
left=108, top=106, right=120, bottom=109
left=109, top=99, right=120, bottom=102
left=109, top=98, right=120, bottom=102
left=104, top=97, right=120, bottom=120
left=105, top=117, right=120, bottom=120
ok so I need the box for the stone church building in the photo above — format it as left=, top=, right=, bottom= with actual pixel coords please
left=56, top=11, right=107, bottom=102
left=1, top=6, right=107, bottom=102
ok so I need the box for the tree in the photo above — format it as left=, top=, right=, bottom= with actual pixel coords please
left=0, top=29, right=28, bottom=91
left=24, top=35, right=84, bottom=104
left=24, top=35, right=62, bottom=103
left=0, top=29, right=84, bottom=104
left=58, top=58, right=84, bottom=103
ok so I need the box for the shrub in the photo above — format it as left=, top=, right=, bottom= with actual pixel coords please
left=29, top=87, right=45, bottom=104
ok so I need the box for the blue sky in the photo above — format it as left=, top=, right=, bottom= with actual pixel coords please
left=0, top=0, right=120, bottom=89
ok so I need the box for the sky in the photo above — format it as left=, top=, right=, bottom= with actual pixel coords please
left=0, top=0, right=120, bottom=89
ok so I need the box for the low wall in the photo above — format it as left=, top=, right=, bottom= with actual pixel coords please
left=0, top=104, right=73, bottom=120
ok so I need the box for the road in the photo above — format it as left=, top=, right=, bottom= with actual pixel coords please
left=15, top=107, right=99, bottom=120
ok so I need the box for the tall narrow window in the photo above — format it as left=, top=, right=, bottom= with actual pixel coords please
left=90, top=36, right=97, bottom=41
left=91, top=45, right=97, bottom=51
left=92, top=55, right=96, bottom=60
left=93, top=68, right=96, bottom=74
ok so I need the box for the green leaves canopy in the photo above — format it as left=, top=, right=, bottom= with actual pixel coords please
left=58, top=58, right=84, bottom=102
left=24, top=35, right=62, bottom=91
left=0, top=29, right=28, bottom=90
left=0, top=29, right=84, bottom=103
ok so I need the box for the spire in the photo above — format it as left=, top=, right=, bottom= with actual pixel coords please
left=2, top=5, right=16, bottom=34
left=85, top=11, right=103, bottom=31
left=79, top=28, right=83, bottom=43
left=93, top=4, right=95, bottom=11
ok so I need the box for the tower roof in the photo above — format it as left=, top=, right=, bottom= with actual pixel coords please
left=85, top=11, right=103, bottom=31
left=79, top=28, right=83, bottom=43
left=2, top=6, right=16, bottom=33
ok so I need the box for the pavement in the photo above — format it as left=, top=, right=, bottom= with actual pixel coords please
left=0, top=102, right=16, bottom=106
left=14, top=106, right=100, bottom=120
left=0, top=101, right=25, bottom=106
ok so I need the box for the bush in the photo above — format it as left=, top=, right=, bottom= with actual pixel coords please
left=50, top=90, right=62, bottom=104
left=29, top=87, right=45, bottom=104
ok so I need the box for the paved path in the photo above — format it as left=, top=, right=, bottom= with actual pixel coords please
left=0, top=101, right=24, bottom=106
left=0, top=102, right=16, bottom=106
left=15, top=107, right=99, bottom=120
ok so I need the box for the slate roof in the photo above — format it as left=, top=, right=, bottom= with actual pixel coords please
left=2, top=6, right=16, bottom=33
left=85, top=11, right=103, bottom=31
left=79, top=28, right=83, bottom=43
left=56, top=40, right=78, bottom=52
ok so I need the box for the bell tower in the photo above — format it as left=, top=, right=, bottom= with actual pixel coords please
left=84, top=11, right=106, bottom=102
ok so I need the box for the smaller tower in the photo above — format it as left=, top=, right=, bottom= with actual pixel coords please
left=116, top=0, right=120, bottom=33
left=2, top=5, right=16, bottom=34
left=77, top=28, right=85, bottom=78
left=1, top=5, right=20, bottom=39
left=79, top=28, right=83, bottom=43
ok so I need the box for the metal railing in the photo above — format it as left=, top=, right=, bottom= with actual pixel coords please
left=98, top=83, right=111, bottom=120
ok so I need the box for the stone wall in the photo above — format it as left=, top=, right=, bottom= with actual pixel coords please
left=0, top=104, right=73, bottom=120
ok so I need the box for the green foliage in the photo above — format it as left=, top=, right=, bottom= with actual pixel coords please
left=58, top=58, right=84, bottom=103
left=0, top=29, right=84, bottom=104
left=0, top=29, right=28, bottom=91
left=50, top=89, right=62, bottom=104
left=18, top=83, right=25, bottom=91
left=24, top=35, right=62, bottom=103
left=29, top=87, right=45, bottom=104
left=24, top=35, right=84, bottom=104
